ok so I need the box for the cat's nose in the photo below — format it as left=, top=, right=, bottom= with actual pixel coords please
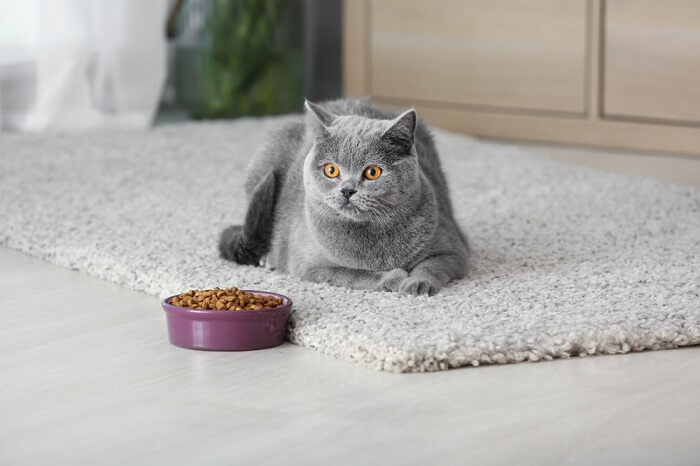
left=341, top=187, right=357, bottom=199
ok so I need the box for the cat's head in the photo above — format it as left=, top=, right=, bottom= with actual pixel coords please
left=302, top=100, right=420, bottom=221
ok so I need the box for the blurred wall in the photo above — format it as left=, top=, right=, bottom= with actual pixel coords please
left=0, top=0, right=38, bottom=129
left=303, top=0, right=342, bottom=101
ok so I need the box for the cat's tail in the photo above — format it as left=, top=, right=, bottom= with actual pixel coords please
left=219, top=170, right=278, bottom=266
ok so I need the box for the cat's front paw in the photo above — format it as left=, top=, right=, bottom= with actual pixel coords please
left=398, top=277, right=435, bottom=296
left=377, top=268, right=409, bottom=292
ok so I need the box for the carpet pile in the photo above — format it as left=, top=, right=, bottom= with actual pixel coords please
left=1, top=117, right=699, bottom=372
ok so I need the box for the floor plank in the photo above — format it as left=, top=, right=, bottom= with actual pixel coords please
left=1, top=247, right=699, bottom=465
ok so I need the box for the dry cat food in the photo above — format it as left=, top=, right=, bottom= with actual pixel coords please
left=170, top=287, right=283, bottom=311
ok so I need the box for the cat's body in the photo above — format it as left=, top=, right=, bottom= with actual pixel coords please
left=220, top=99, right=468, bottom=295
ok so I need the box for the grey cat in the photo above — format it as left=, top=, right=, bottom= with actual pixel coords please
left=219, top=99, right=468, bottom=295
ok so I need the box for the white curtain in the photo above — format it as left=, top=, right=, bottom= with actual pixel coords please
left=0, top=0, right=168, bottom=132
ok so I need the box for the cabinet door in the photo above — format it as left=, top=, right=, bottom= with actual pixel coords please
left=604, top=0, right=700, bottom=124
left=369, top=0, right=588, bottom=114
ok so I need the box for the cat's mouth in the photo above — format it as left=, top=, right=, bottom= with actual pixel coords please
left=339, top=200, right=358, bottom=210
left=324, top=194, right=372, bottom=219
left=336, top=199, right=366, bottom=218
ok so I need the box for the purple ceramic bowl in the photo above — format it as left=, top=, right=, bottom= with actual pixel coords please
left=162, top=290, right=292, bottom=351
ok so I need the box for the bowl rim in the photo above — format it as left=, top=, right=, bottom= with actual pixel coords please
left=162, top=289, right=292, bottom=316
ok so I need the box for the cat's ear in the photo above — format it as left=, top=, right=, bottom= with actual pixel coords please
left=382, top=108, right=417, bottom=151
left=305, top=100, right=335, bottom=139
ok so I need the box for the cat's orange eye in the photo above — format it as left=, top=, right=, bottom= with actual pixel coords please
left=363, top=165, right=382, bottom=180
left=323, top=163, right=340, bottom=178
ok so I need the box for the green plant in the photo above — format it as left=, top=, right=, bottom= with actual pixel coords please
left=176, top=0, right=303, bottom=118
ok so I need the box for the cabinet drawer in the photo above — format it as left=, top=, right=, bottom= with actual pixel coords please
left=369, top=0, right=588, bottom=114
left=604, top=0, right=700, bottom=124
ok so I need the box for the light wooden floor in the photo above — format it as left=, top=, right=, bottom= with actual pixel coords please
left=2, top=144, right=700, bottom=465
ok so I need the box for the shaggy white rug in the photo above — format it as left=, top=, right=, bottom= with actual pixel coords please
left=1, top=117, right=699, bottom=372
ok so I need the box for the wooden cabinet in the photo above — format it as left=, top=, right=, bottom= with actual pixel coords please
left=604, top=0, right=700, bottom=124
left=371, top=0, right=587, bottom=113
left=344, top=0, right=700, bottom=156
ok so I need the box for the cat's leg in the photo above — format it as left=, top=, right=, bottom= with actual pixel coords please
left=301, top=266, right=408, bottom=292
left=400, top=253, right=466, bottom=296
left=219, top=170, right=277, bottom=265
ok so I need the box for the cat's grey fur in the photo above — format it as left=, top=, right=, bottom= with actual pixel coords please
left=219, top=99, right=468, bottom=295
